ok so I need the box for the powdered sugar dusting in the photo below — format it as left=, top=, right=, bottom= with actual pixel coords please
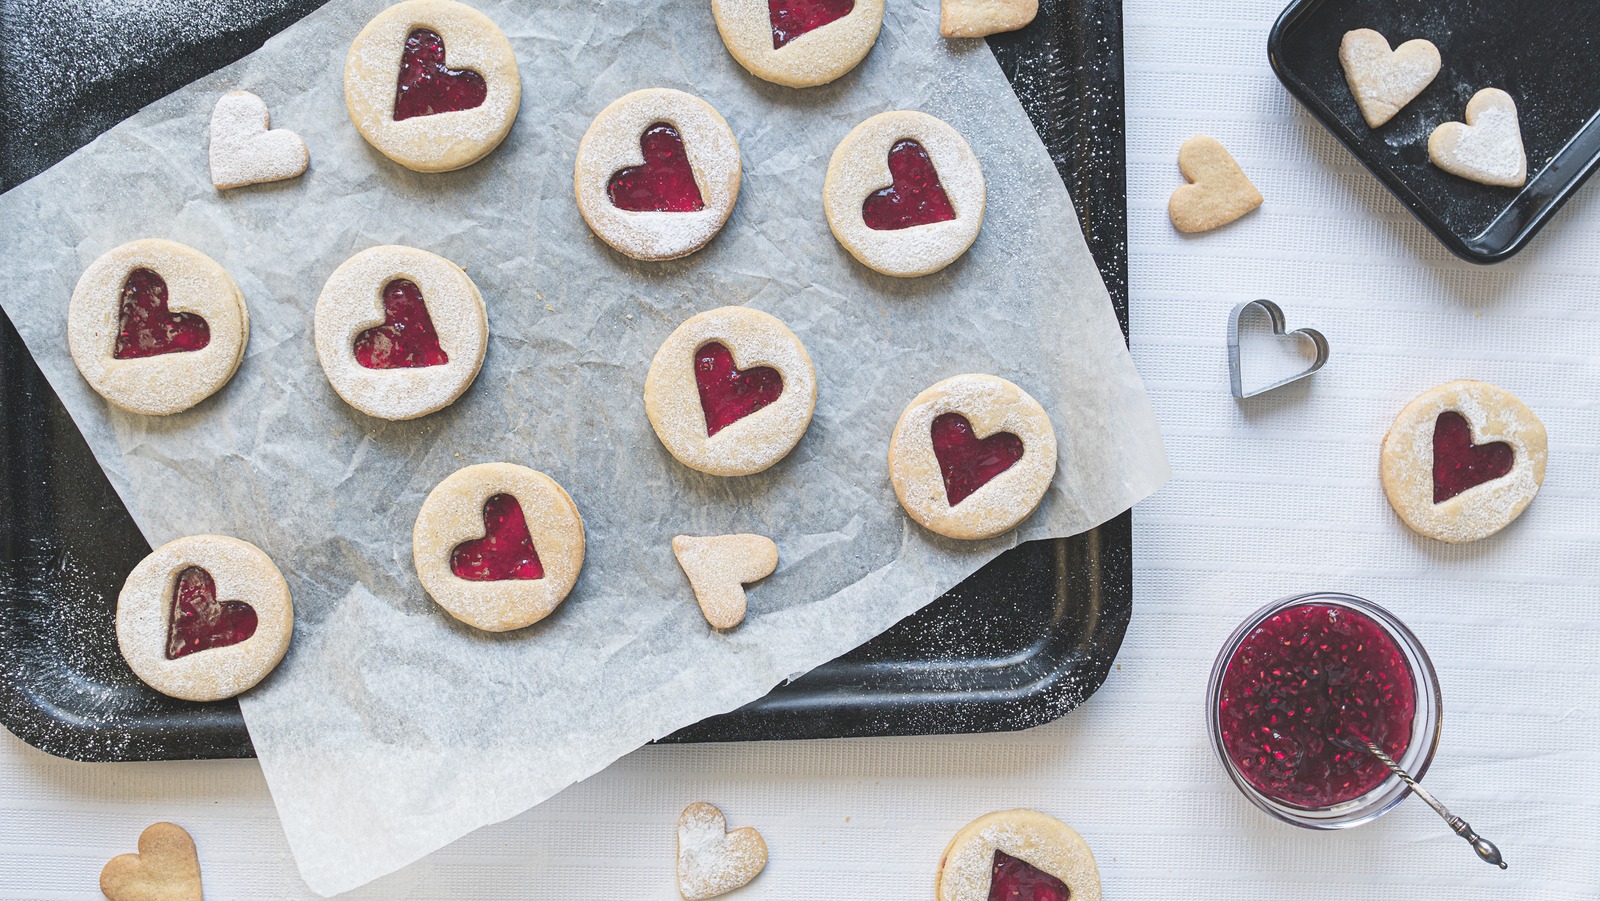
left=937, top=810, right=1101, bottom=901
left=208, top=90, right=309, bottom=189
left=710, top=0, right=885, bottom=88
left=676, top=802, right=767, bottom=901
left=1338, top=29, right=1440, bottom=129
left=1428, top=88, right=1528, bottom=188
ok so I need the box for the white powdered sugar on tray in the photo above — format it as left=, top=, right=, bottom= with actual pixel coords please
left=0, top=0, right=1168, bottom=894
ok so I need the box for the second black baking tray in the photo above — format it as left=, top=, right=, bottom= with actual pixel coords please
left=1269, top=0, right=1600, bottom=263
left=0, top=0, right=1133, bottom=761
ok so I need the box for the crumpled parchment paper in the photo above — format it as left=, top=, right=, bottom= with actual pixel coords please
left=0, top=0, right=1169, bottom=892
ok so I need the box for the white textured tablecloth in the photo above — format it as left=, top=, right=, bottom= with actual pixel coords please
left=3, top=0, right=1598, bottom=897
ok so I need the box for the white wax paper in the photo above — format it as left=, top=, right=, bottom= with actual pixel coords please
left=0, top=0, right=1168, bottom=893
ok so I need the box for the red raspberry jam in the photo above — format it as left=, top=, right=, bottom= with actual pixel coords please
left=451, top=494, right=544, bottom=581
left=931, top=412, right=1023, bottom=506
left=1433, top=410, right=1514, bottom=503
left=393, top=28, right=488, bottom=121
left=165, top=566, right=258, bottom=660
left=862, top=140, right=957, bottom=231
left=114, top=268, right=210, bottom=360
left=1218, top=603, right=1416, bottom=809
left=694, top=342, right=784, bottom=437
left=768, top=0, right=855, bottom=48
left=354, top=279, right=450, bottom=369
left=988, top=850, right=1070, bottom=901
left=607, top=123, right=706, bottom=213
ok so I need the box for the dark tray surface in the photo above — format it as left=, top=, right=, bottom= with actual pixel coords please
left=1269, top=0, right=1600, bottom=263
left=0, top=0, right=1132, bottom=761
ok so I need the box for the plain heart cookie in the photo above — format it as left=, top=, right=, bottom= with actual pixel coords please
left=1338, top=29, right=1440, bottom=128
left=673, top=534, right=779, bottom=629
left=677, top=802, right=767, bottom=901
left=936, top=809, right=1101, bottom=901
left=209, top=90, right=309, bottom=189
left=1169, top=135, right=1262, bottom=233
left=1428, top=88, right=1528, bottom=188
left=116, top=535, right=294, bottom=702
left=941, top=0, right=1038, bottom=38
left=100, top=822, right=203, bottom=901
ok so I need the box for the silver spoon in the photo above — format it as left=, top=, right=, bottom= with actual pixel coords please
left=1363, top=740, right=1507, bottom=869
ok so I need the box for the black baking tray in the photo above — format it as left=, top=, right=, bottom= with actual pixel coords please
left=1269, top=0, right=1600, bottom=263
left=0, top=0, right=1133, bottom=761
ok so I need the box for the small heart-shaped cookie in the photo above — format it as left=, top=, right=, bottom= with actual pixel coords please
left=100, top=822, right=203, bottom=901
left=677, top=802, right=767, bottom=900
left=1429, top=88, right=1528, bottom=188
left=941, top=0, right=1038, bottom=38
left=1338, top=29, right=1440, bottom=128
left=1168, top=135, right=1262, bottom=233
left=673, top=534, right=778, bottom=630
left=209, top=90, right=309, bottom=190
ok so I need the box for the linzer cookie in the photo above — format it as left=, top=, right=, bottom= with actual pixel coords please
left=1168, top=135, right=1262, bottom=233
left=712, top=0, right=885, bottom=88
left=343, top=0, right=521, bottom=172
left=1429, top=88, right=1528, bottom=188
left=1381, top=379, right=1547, bottom=543
left=936, top=809, right=1102, bottom=901
left=1338, top=29, right=1440, bottom=128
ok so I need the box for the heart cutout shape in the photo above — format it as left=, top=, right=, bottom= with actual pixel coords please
left=100, top=822, right=203, bottom=901
left=1338, top=29, right=1441, bottom=128
left=608, top=122, right=707, bottom=213
left=166, top=566, right=258, bottom=659
left=769, top=0, right=855, bottom=49
left=114, top=268, right=210, bottom=360
left=394, top=28, right=487, bottom=121
left=932, top=412, right=1023, bottom=506
left=673, top=534, right=779, bottom=629
left=1226, top=299, right=1328, bottom=398
left=677, top=802, right=768, bottom=901
left=989, top=849, right=1072, bottom=901
left=1428, top=88, right=1527, bottom=188
left=451, top=493, right=544, bottom=581
left=1168, top=135, right=1262, bottom=233
left=209, top=90, right=309, bottom=189
left=694, top=342, right=784, bottom=437
left=862, top=138, right=957, bottom=230
left=1433, top=410, right=1514, bottom=503
left=354, top=278, right=450, bottom=369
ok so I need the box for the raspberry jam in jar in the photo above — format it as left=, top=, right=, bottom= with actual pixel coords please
left=1207, top=593, right=1441, bottom=828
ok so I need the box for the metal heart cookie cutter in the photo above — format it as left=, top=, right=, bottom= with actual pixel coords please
left=1227, top=299, right=1329, bottom=399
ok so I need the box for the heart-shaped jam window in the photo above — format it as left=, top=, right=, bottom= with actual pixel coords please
left=354, top=279, right=450, bottom=369
left=932, top=412, right=1023, bottom=506
left=114, top=268, right=211, bottom=360
left=608, top=123, right=707, bottom=213
left=451, top=493, right=545, bottom=581
left=694, top=342, right=783, bottom=437
left=769, top=0, right=855, bottom=48
left=1433, top=410, right=1514, bottom=503
left=394, top=28, right=488, bottom=121
left=988, top=850, right=1071, bottom=901
left=862, top=139, right=957, bottom=231
left=165, top=566, right=258, bottom=659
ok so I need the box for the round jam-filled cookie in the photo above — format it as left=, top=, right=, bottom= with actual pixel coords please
left=116, top=535, right=293, bottom=702
left=644, top=307, right=817, bottom=477
left=68, top=239, right=249, bottom=416
left=413, top=462, right=586, bottom=632
left=711, top=0, right=885, bottom=88
left=574, top=89, right=742, bottom=261
left=936, top=809, right=1102, bottom=901
left=823, top=111, right=985, bottom=278
left=889, top=374, right=1056, bottom=540
left=313, top=245, right=488, bottom=421
left=1381, top=379, right=1547, bottom=543
left=343, top=0, right=521, bottom=173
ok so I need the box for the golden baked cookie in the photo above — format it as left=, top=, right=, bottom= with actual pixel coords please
left=116, top=535, right=294, bottom=702
left=68, top=239, right=248, bottom=416
left=1168, top=135, right=1262, bottom=233
left=312, top=245, right=488, bottom=421
left=672, top=534, right=779, bottom=629
left=888, top=374, right=1056, bottom=541
left=1380, top=379, right=1546, bottom=543
left=677, top=802, right=767, bottom=901
left=711, top=0, right=885, bottom=88
left=941, top=0, right=1038, bottom=38
left=644, top=306, right=817, bottom=477
left=413, top=462, right=586, bottom=631
left=343, top=0, right=520, bottom=172
left=1338, top=29, right=1440, bottom=128
left=100, top=822, right=203, bottom=901
left=936, top=809, right=1101, bottom=901
left=574, top=88, right=742, bottom=261
left=1428, top=88, right=1527, bottom=188
left=823, top=110, right=986, bottom=277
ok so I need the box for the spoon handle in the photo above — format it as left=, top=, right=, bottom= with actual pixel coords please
left=1364, top=741, right=1507, bottom=870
